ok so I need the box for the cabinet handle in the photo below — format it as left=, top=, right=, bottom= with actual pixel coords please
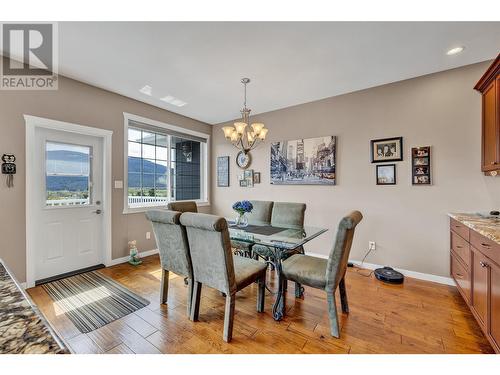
left=479, top=261, right=489, bottom=268
left=456, top=245, right=463, bottom=249
left=481, top=243, right=491, bottom=249
left=455, top=273, right=463, bottom=279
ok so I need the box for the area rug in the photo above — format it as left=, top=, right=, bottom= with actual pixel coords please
left=42, top=271, right=149, bottom=333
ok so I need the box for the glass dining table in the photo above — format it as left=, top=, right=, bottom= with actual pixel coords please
left=227, top=221, right=328, bottom=321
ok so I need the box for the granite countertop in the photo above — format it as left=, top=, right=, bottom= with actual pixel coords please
left=448, top=213, right=500, bottom=245
left=0, top=259, right=69, bottom=354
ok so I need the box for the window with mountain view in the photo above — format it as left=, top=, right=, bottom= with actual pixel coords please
left=46, top=142, right=91, bottom=206
left=126, top=122, right=206, bottom=210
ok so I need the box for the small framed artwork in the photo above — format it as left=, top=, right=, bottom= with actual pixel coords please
left=216, top=156, right=230, bottom=187
left=239, top=180, right=248, bottom=187
left=376, top=164, right=396, bottom=185
left=253, top=172, right=261, bottom=184
left=244, top=169, right=254, bottom=187
left=371, top=137, right=403, bottom=163
left=412, top=146, right=431, bottom=185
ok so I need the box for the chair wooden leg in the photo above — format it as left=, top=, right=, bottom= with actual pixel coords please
left=186, top=278, right=194, bottom=317
left=339, top=277, right=349, bottom=313
left=223, top=293, right=236, bottom=342
left=190, top=281, right=202, bottom=322
left=160, top=269, right=169, bottom=304
left=327, top=291, right=340, bottom=338
left=295, top=282, right=304, bottom=298
left=257, top=274, right=266, bottom=313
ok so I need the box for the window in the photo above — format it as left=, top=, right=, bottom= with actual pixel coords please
left=124, top=114, right=208, bottom=211
left=46, top=142, right=91, bottom=206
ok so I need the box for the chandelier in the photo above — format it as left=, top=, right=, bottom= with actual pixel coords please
left=221, top=78, right=268, bottom=153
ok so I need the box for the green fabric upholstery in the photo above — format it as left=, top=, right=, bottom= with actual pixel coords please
left=145, top=210, right=192, bottom=278
left=281, top=255, right=327, bottom=289
left=271, top=202, right=306, bottom=229
left=281, top=210, right=363, bottom=338
left=180, top=212, right=267, bottom=342
left=179, top=212, right=266, bottom=294
left=253, top=201, right=307, bottom=260
left=167, top=201, right=198, bottom=213
left=231, top=200, right=274, bottom=253
left=145, top=209, right=194, bottom=314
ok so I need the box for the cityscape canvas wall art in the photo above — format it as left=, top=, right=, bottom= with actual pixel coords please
left=270, top=136, right=336, bottom=185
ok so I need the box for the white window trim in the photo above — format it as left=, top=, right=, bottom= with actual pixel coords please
left=122, top=112, right=210, bottom=214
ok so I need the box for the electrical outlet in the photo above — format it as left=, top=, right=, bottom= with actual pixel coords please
left=146, top=232, right=151, bottom=240
left=369, top=241, right=376, bottom=251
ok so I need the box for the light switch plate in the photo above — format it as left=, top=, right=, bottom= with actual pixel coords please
left=114, top=180, right=123, bottom=189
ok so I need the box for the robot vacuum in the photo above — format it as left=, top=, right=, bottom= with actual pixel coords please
left=374, top=266, right=404, bottom=284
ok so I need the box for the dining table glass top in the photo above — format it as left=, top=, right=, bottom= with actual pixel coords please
left=227, top=221, right=328, bottom=250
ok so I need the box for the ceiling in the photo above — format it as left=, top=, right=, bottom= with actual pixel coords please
left=56, top=22, right=500, bottom=124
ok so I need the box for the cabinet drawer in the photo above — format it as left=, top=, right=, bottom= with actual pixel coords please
left=450, top=218, right=470, bottom=241
left=451, top=231, right=470, bottom=267
left=451, top=253, right=471, bottom=303
left=470, top=230, right=500, bottom=266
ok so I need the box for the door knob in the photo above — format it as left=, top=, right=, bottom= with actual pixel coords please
left=479, top=261, right=488, bottom=268
left=92, top=209, right=102, bottom=214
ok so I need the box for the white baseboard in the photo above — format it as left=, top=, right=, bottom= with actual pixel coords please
left=306, top=251, right=455, bottom=286
left=106, top=248, right=159, bottom=267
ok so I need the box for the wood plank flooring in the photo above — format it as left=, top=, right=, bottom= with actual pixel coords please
left=26, top=255, right=494, bottom=354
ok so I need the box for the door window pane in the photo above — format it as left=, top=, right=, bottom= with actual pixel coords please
left=46, top=142, right=91, bottom=206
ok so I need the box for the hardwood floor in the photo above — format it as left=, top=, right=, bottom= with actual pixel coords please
left=27, top=255, right=494, bottom=354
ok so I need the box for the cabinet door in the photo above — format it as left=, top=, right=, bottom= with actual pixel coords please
left=472, top=247, right=489, bottom=327
left=490, top=260, right=500, bottom=351
left=482, top=80, right=498, bottom=171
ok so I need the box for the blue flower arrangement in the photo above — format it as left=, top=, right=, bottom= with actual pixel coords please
left=232, top=200, right=253, bottom=215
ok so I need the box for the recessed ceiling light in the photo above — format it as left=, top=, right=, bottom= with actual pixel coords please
left=139, top=85, right=153, bottom=96
left=446, top=46, right=465, bottom=56
left=160, top=95, right=187, bottom=107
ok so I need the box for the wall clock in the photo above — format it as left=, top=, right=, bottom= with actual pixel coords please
left=236, top=151, right=251, bottom=169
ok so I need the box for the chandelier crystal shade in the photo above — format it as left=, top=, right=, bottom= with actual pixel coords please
left=221, top=78, right=268, bottom=153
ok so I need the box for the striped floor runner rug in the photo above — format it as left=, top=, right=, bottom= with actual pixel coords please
left=42, top=271, right=149, bottom=333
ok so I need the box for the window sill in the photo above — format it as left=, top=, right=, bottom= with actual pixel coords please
left=122, top=200, right=210, bottom=215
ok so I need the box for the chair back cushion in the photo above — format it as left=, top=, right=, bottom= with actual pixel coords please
left=167, top=201, right=198, bottom=213
left=180, top=212, right=236, bottom=294
left=145, top=210, right=192, bottom=278
left=271, top=202, right=306, bottom=229
left=325, top=211, right=363, bottom=291
left=247, top=200, right=274, bottom=225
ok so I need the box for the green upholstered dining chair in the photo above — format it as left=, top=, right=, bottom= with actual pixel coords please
left=231, top=200, right=274, bottom=258
left=281, top=211, right=363, bottom=338
left=252, top=202, right=306, bottom=294
left=180, top=212, right=267, bottom=342
left=145, top=210, right=194, bottom=316
left=167, top=201, right=198, bottom=213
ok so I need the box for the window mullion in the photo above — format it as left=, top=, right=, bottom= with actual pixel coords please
left=167, top=135, right=172, bottom=203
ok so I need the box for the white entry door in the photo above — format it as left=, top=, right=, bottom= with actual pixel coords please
left=33, top=127, right=104, bottom=282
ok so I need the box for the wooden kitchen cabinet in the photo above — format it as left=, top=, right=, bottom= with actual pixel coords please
left=474, top=54, right=500, bottom=174
left=490, top=260, right=500, bottom=350
left=450, top=217, right=500, bottom=353
left=471, top=246, right=489, bottom=328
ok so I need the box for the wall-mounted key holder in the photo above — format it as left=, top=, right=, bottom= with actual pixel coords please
left=1, top=154, right=16, bottom=188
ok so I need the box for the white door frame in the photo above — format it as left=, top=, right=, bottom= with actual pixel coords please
left=25, top=115, right=113, bottom=288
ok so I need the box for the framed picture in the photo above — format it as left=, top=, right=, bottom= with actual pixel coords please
left=216, top=156, right=229, bottom=187
left=370, top=137, right=403, bottom=163
left=239, top=180, right=248, bottom=187
left=376, top=164, right=396, bottom=185
left=412, top=146, right=431, bottom=185
left=270, top=136, right=336, bottom=185
left=253, top=172, right=261, bottom=184
left=244, top=169, right=254, bottom=187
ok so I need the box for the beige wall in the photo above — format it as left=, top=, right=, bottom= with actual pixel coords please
left=0, top=69, right=211, bottom=282
left=212, top=61, right=500, bottom=278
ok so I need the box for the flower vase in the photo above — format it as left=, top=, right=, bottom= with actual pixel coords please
left=235, top=212, right=249, bottom=228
